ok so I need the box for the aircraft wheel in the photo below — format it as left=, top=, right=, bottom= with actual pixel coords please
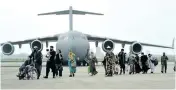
left=83, top=62, right=86, bottom=66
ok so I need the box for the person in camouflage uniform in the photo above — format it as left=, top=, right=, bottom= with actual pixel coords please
left=161, top=52, right=168, bottom=73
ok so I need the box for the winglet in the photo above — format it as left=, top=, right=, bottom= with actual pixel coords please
left=172, top=37, right=175, bottom=49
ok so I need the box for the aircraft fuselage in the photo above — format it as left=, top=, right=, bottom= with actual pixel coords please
left=56, top=31, right=90, bottom=65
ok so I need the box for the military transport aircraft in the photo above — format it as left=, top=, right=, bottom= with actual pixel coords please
left=0, top=6, right=174, bottom=66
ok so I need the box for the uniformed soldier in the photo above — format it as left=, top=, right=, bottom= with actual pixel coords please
left=44, top=46, right=56, bottom=78
left=30, top=46, right=43, bottom=79
left=161, top=52, right=168, bottom=73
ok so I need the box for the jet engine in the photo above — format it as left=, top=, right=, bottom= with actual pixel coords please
left=30, top=39, right=43, bottom=51
left=130, top=42, right=142, bottom=54
left=102, top=39, right=115, bottom=52
left=1, top=43, right=15, bottom=55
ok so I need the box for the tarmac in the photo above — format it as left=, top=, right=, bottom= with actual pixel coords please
left=1, top=63, right=175, bottom=89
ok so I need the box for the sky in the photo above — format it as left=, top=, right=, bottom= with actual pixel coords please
left=0, top=0, right=176, bottom=55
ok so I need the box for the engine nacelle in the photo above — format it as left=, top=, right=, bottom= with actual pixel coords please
left=102, top=39, right=115, bottom=53
left=130, top=42, right=142, bottom=54
left=30, top=40, right=43, bottom=51
left=1, top=43, right=15, bottom=55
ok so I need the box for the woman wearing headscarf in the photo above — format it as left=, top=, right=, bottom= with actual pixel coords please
left=106, top=52, right=115, bottom=76
left=89, top=52, right=98, bottom=76
left=68, top=50, right=76, bottom=77
left=134, top=54, right=142, bottom=73
left=128, top=54, right=136, bottom=74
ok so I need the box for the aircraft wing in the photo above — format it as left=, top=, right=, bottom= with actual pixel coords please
left=85, top=34, right=174, bottom=49
left=0, top=35, right=58, bottom=46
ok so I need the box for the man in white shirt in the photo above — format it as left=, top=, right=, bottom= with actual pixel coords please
left=148, top=54, right=155, bottom=73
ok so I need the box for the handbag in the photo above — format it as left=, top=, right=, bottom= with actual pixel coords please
left=88, top=66, right=90, bottom=74
left=71, top=62, right=76, bottom=68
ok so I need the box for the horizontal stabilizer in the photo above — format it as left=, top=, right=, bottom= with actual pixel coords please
left=38, top=10, right=104, bottom=16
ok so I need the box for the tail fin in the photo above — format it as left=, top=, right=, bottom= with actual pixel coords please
left=38, top=6, right=103, bottom=31
left=172, top=38, right=175, bottom=49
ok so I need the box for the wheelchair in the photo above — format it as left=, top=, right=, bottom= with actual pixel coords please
left=18, top=64, right=38, bottom=80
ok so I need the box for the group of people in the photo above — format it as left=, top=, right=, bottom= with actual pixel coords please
left=101, top=49, right=172, bottom=77
left=16, top=46, right=43, bottom=79
left=16, top=46, right=174, bottom=79
left=43, top=46, right=63, bottom=78
left=17, top=46, right=63, bottom=79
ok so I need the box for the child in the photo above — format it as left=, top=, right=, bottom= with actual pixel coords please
left=46, top=49, right=50, bottom=61
left=114, top=61, right=119, bottom=75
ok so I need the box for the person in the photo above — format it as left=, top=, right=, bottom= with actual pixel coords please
left=68, top=50, right=76, bottom=77
left=16, top=56, right=32, bottom=77
left=148, top=54, right=155, bottom=73
left=174, top=61, right=176, bottom=72
left=134, top=54, right=141, bottom=73
left=118, top=49, right=126, bottom=75
left=88, top=52, right=98, bottom=76
left=44, top=46, right=56, bottom=78
left=114, top=55, right=119, bottom=75
left=55, top=49, right=63, bottom=77
left=161, top=52, right=168, bottom=73
left=106, top=52, right=115, bottom=76
left=140, top=52, right=149, bottom=74
left=102, top=53, right=108, bottom=75
left=127, top=55, right=136, bottom=74
left=124, top=53, right=129, bottom=72
left=46, top=49, right=50, bottom=60
left=30, top=46, right=43, bottom=79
